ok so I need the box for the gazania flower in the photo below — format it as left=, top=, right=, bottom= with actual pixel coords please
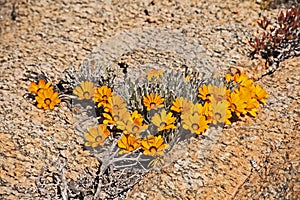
left=104, top=109, right=131, bottom=126
left=184, top=75, right=191, bottom=82
left=170, top=97, right=192, bottom=114
left=198, top=84, right=227, bottom=103
left=254, top=84, right=268, bottom=104
left=237, top=86, right=261, bottom=117
left=93, top=86, right=113, bottom=108
left=116, top=110, right=148, bottom=135
left=182, top=114, right=209, bottom=135
left=198, top=84, right=211, bottom=102
left=209, top=85, right=227, bottom=102
left=202, top=102, right=213, bottom=121
left=84, top=124, right=110, bottom=148
left=131, top=110, right=145, bottom=126
left=184, top=102, right=211, bottom=117
left=233, top=73, right=253, bottom=88
left=191, top=103, right=202, bottom=116
left=35, top=88, right=61, bottom=110
left=211, top=100, right=232, bottom=125
left=124, top=122, right=148, bottom=136
left=181, top=102, right=209, bottom=124
left=105, top=95, right=127, bottom=113
left=226, top=90, right=247, bottom=117
left=103, top=96, right=128, bottom=125
left=73, top=81, right=95, bottom=100
left=118, top=134, right=141, bottom=154
left=147, top=69, right=164, bottom=81
left=141, top=135, right=168, bottom=157
left=28, top=79, right=53, bottom=95
left=143, top=93, right=164, bottom=111
left=225, top=73, right=233, bottom=82
left=116, top=117, right=133, bottom=132
left=245, top=98, right=260, bottom=117
left=240, top=85, right=256, bottom=101
left=152, top=109, right=177, bottom=131
left=103, top=113, right=116, bottom=125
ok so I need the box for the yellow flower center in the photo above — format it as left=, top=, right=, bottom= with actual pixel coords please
left=160, top=122, right=167, bottom=127
left=150, top=102, right=156, bottom=108
left=95, top=136, right=104, bottom=142
left=132, top=125, right=140, bottom=132
left=113, top=104, right=121, bottom=109
left=192, top=123, right=199, bottom=130
left=83, top=91, right=90, bottom=99
left=149, top=146, right=158, bottom=152
left=103, top=95, right=108, bottom=101
left=113, top=114, right=120, bottom=121
left=215, top=112, right=222, bottom=120
left=44, top=98, right=52, bottom=105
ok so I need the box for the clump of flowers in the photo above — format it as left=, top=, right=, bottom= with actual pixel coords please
left=27, top=65, right=268, bottom=170
left=26, top=62, right=269, bottom=199
left=66, top=67, right=268, bottom=171
left=28, top=79, right=61, bottom=110
left=249, top=7, right=299, bottom=75
left=225, top=73, right=268, bottom=118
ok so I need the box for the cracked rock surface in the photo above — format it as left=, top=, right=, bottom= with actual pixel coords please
left=0, top=0, right=299, bottom=199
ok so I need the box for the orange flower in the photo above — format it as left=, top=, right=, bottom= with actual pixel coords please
left=125, top=122, right=148, bottom=136
left=210, top=99, right=232, bottom=125
left=238, top=86, right=260, bottom=117
left=245, top=98, right=260, bottom=117
left=254, top=84, right=268, bottom=104
left=105, top=95, right=127, bottom=113
left=131, top=110, right=145, bottom=126
left=181, top=102, right=211, bottom=119
left=202, top=102, right=213, bottom=121
left=198, top=84, right=227, bottom=103
left=209, top=85, right=227, bottom=102
left=84, top=124, right=110, bottom=148
left=118, top=134, right=141, bottom=154
left=226, top=90, right=247, bottom=117
left=103, top=96, right=128, bottom=125
left=141, top=135, right=168, bottom=157
left=73, top=81, right=95, bottom=100
left=152, top=109, right=177, bottom=131
left=143, top=93, right=164, bottom=111
left=28, top=80, right=53, bottom=95
left=198, top=84, right=211, bottom=102
left=93, top=86, right=113, bottom=108
left=170, top=97, right=192, bottom=114
left=182, top=113, right=209, bottom=135
left=103, top=108, right=130, bottom=125
left=147, top=69, right=164, bottom=81
left=115, top=110, right=148, bottom=135
left=35, top=88, right=61, bottom=110
left=233, top=73, right=254, bottom=88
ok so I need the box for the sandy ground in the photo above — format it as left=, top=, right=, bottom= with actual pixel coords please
left=0, top=0, right=299, bottom=199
